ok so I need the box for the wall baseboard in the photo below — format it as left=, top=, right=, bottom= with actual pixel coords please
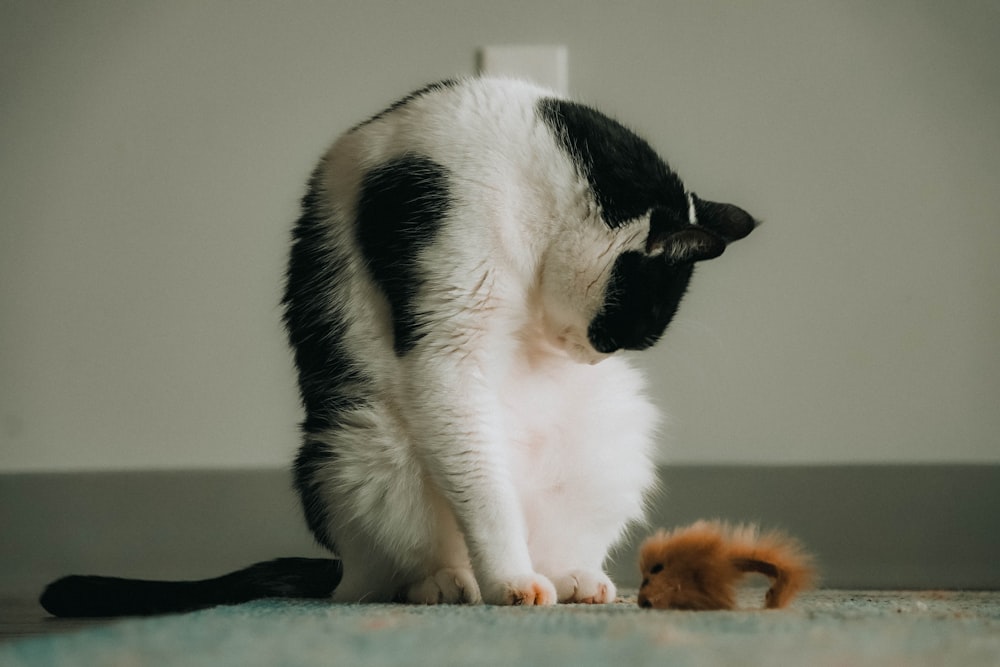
left=2, top=465, right=997, bottom=597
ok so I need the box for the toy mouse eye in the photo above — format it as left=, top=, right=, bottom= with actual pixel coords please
left=650, top=563, right=664, bottom=574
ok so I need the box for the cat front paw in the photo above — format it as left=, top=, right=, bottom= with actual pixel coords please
left=551, top=569, right=616, bottom=604
left=482, top=573, right=557, bottom=606
left=406, top=568, right=481, bottom=604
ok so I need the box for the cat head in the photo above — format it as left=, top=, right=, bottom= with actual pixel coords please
left=587, top=196, right=757, bottom=354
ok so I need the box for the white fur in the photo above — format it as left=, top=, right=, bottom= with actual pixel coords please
left=305, top=78, right=660, bottom=605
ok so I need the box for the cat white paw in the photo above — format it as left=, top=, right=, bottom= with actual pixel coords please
left=551, top=570, right=616, bottom=604
left=406, top=568, right=481, bottom=604
left=482, top=573, right=557, bottom=606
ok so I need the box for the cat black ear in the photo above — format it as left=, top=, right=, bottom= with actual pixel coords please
left=692, top=196, right=758, bottom=242
left=652, top=228, right=727, bottom=264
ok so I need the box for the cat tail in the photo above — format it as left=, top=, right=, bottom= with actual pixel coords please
left=723, top=523, right=817, bottom=609
left=39, top=557, right=343, bottom=617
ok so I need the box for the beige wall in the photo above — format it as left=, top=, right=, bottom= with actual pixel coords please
left=2, top=1, right=997, bottom=470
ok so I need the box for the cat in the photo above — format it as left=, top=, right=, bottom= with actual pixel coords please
left=40, top=76, right=756, bottom=616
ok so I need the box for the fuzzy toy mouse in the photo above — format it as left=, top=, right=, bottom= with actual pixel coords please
left=637, top=520, right=816, bottom=610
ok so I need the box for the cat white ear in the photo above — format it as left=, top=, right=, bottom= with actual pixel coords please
left=692, top=197, right=758, bottom=241
left=649, top=228, right=726, bottom=264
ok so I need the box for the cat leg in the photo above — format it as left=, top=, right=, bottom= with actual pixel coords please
left=299, top=406, right=493, bottom=605
left=330, top=522, right=476, bottom=605
left=298, top=408, right=473, bottom=604
left=416, top=439, right=557, bottom=605
left=402, top=350, right=557, bottom=606
left=404, top=493, right=480, bottom=604
left=512, top=358, right=658, bottom=604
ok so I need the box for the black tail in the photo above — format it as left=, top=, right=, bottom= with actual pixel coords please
left=39, top=557, right=343, bottom=618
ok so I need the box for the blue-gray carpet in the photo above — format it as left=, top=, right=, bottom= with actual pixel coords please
left=3, top=590, right=998, bottom=666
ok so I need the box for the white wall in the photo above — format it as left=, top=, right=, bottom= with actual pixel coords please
left=2, top=1, right=997, bottom=471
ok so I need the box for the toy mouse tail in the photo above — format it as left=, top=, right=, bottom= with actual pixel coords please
left=730, top=528, right=816, bottom=609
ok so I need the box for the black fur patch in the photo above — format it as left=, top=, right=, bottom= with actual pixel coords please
left=353, top=79, right=458, bottom=131
left=538, top=98, right=688, bottom=227
left=283, top=169, right=372, bottom=434
left=587, top=251, right=694, bottom=353
left=356, top=155, right=452, bottom=355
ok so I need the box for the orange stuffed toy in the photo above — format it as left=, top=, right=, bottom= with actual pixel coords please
left=637, top=520, right=816, bottom=610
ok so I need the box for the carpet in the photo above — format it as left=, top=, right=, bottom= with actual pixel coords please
left=3, top=590, right=998, bottom=666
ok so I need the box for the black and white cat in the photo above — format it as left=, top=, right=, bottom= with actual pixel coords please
left=40, top=76, right=756, bottom=615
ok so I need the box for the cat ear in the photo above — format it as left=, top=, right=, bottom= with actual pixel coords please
left=648, top=227, right=727, bottom=264
left=692, top=196, right=758, bottom=242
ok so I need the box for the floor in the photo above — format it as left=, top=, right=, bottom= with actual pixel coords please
left=4, top=589, right=999, bottom=641
left=0, top=597, right=115, bottom=642
left=3, top=590, right=1000, bottom=667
